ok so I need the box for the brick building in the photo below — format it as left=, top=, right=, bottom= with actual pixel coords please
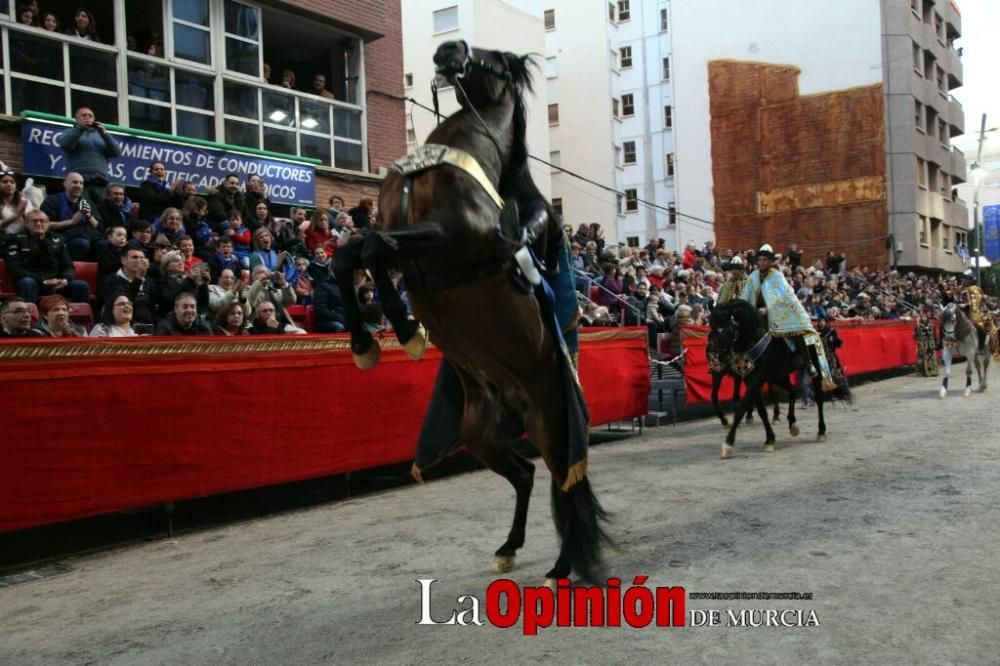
left=0, top=0, right=405, bottom=209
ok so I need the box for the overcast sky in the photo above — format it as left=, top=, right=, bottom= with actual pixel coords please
left=954, top=0, right=1000, bottom=150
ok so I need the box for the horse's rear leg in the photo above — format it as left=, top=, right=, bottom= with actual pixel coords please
left=456, top=372, right=534, bottom=573
left=711, top=372, right=728, bottom=427
left=333, top=238, right=379, bottom=368
left=965, top=355, right=975, bottom=397
left=814, top=375, right=827, bottom=441
left=754, top=392, right=776, bottom=452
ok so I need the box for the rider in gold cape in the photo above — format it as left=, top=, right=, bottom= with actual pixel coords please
left=740, top=244, right=837, bottom=392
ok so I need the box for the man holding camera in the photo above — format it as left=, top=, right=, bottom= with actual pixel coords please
left=41, top=171, right=102, bottom=261
left=56, top=106, right=120, bottom=205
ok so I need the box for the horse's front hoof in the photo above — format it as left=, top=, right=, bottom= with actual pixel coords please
left=493, top=555, right=516, bottom=573
left=980, top=384, right=988, bottom=392
left=402, top=323, right=429, bottom=361
left=816, top=434, right=827, bottom=443
left=763, top=442, right=774, bottom=453
left=964, top=387, right=972, bottom=398
left=789, top=424, right=800, bottom=437
left=352, top=342, right=381, bottom=369
left=773, top=414, right=781, bottom=423
left=939, top=388, right=947, bottom=399
left=720, top=416, right=729, bottom=427
left=721, top=444, right=733, bottom=459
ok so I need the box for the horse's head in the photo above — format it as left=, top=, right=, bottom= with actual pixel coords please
left=708, top=303, right=743, bottom=367
left=941, top=303, right=957, bottom=341
left=434, top=41, right=534, bottom=110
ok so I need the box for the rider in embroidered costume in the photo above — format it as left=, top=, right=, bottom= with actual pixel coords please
left=717, top=255, right=747, bottom=305
left=740, top=244, right=837, bottom=391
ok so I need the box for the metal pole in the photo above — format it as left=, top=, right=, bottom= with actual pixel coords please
left=974, top=248, right=982, bottom=287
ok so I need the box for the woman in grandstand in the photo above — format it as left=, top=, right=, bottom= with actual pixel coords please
left=90, top=292, right=137, bottom=337
left=247, top=264, right=303, bottom=333
left=0, top=168, right=34, bottom=241
left=153, top=207, right=186, bottom=247
left=247, top=197, right=273, bottom=233
left=305, top=209, right=335, bottom=258
left=249, top=227, right=296, bottom=282
left=207, top=268, right=249, bottom=319
left=153, top=250, right=208, bottom=319
left=212, top=300, right=249, bottom=336
left=35, top=295, right=87, bottom=337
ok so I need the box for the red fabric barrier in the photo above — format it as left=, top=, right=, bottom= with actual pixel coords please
left=681, top=320, right=917, bottom=404
left=0, top=329, right=649, bottom=533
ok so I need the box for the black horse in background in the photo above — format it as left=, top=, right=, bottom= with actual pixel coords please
left=333, top=41, right=606, bottom=583
left=708, top=300, right=851, bottom=459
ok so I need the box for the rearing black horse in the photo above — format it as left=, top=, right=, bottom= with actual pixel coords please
left=333, top=41, right=606, bottom=582
left=708, top=300, right=851, bottom=458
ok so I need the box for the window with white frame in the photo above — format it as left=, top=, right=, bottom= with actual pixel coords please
left=619, top=46, right=632, bottom=69
left=623, top=140, right=636, bottom=164
left=616, top=193, right=623, bottom=214
left=406, top=127, right=416, bottom=145
left=914, top=100, right=924, bottom=129
left=919, top=215, right=928, bottom=246
left=662, top=57, right=670, bottom=80
left=660, top=8, right=668, bottom=31
left=621, top=93, right=634, bottom=116
left=617, top=0, right=630, bottom=21
left=405, top=73, right=413, bottom=87
left=614, top=145, right=622, bottom=166
left=1, top=1, right=370, bottom=171
left=548, top=103, right=559, bottom=125
left=612, top=98, right=620, bottom=118
left=544, top=9, right=555, bottom=30
left=666, top=152, right=675, bottom=177
left=624, top=188, right=638, bottom=212
left=608, top=2, right=615, bottom=21
left=664, top=104, right=672, bottom=129
left=552, top=197, right=563, bottom=217
left=433, top=6, right=458, bottom=33
left=545, top=57, right=558, bottom=78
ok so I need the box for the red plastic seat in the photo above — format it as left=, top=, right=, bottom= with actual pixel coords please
left=68, top=302, right=94, bottom=330
left=287, top=305, right=308, bottom=330
left=305, top=305, right=315, bottom=333
left=73, top=261, right=99, bottom=301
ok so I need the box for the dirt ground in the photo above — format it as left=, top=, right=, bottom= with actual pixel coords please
left=2, top=369, right=999, bottom=665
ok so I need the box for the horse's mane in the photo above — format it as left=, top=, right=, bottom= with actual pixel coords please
left=497, top=52, right=538, bottom=202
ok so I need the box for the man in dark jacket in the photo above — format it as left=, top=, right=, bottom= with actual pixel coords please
left=0, top=298, right=44, bottom=337
left=103, top=244, right=156, bottom=328
left=137, top=161, right=180, bottom=223
left=248, top=299, right=286, bottom=335
left=95, top=184, right=137, bottom=230
left=41, top=171, right=102, bottom=261
left=313, top=273, right=346, bottom=333
left=155, top=291, right=213, bottom=335
left=206, top=173, right=246, bottom=230
left=7, top=210, right=90, bottom=304
left=55, top=106, right=120, bottom=203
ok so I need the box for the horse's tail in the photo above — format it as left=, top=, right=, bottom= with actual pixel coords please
left=551, top=475, right=610, bottom=584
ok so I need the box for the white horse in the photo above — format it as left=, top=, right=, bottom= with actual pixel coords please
left=939, top=303, right=991, bottom=398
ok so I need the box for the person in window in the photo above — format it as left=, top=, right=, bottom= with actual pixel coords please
left=90, top=291, right=138, bottom=337
left=56, top=107, right=120, bottom=204
left=311, top=74, right=335, bottom=100
left=40, top=11, right=59, bottom=31
left=263, top=62, right=272, bottom=84
left=66, top=7, right=99, bottom=40
left=35, top=294, right=87, bottom=337
left=17, top=4, right=35, bottom=25
left=280, top=69, right=296, bottom=89
left=0, top=169, right=34, bottom=241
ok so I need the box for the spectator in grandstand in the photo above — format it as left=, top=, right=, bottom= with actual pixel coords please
left=207, top=236, right=242, bottom=282
left=280, top=69, right=296, bottom=89
left=248, top=299, right=288, bottom=335
left=212, top=300, right=248, bottom=336
left=223, top=211, right=251, bottom=269
left=153, top=207, right=186, bottom=247
left=95, top=224, right=129, bottom=302
left=89, top=291, right=138, bottom=337
left=242, top=174, right=270, bottom=227
left=154, top=250, right=208, bottom=319
left=32, top=293, right=85, bottom=337
left=155, top=291, right=212, bottom=336
left=137, top=162, right=180, bottom=223
left=582, top=241, right=602, bottom=275
left=18, top=4, right=35, bottom=24
left=129, top=219, right=154, bottom=254
left=267, top=208, right=304, bottom=255
left=313, top=272, right=346, bottom=333
left=0, top=168, right=34, bottom=240
left=307, top=245, right=332, bottom=284
left=95, top=183, right=136, bottom=230
left=247, top=264, right=302, bottom=333
left=177, top=235, right=203, bottom=272
left=41, top=171, right=101, bottom=261
left=181, top=195, right=213, bottom=259
left=291, top=256, right=314, bottom=306
left=56, top=108, right=117, bottom=205
left=7, top=210, right=89, bottom=304
left=305, top=209, right=335, bottom=258
left=66, top=7, right=99, bottom=41
left=348, top=197, right=375, bottom=230
left=206, top=173, right=246, bottom=228
left=207, top=268, right=249, bottom=319
left=249, top=228, right=295, bottom=282
left=0, top=298, right=43, bottom=337
left=103, top=244, right=154, bottom=328
left=326, top=194, right=346, bottom=223
left=335, top=213, right=358, bottom=248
